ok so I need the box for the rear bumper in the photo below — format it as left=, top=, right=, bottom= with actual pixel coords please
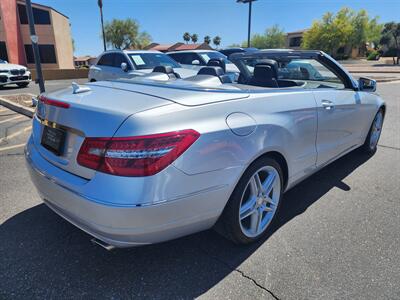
left=25, top=137, right=233, bottom=247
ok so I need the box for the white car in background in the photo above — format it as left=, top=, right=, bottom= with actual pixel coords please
left=167, top=50, right=240, bottom=74
left=0, top=59, right=31, bottom=88
left=88, top=50, right=197, bottom=82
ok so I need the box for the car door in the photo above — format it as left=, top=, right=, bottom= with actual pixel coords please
left=91, top=53, right=116, bottom=81
left=112, top=53, right=133, bottom=79
left=304, top=59, right=367, bottom=167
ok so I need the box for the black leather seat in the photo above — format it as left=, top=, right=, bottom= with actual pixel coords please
left=207, top=58, right=226, bottom=73
left=197, top=66, right=232, bottom=83
left=152, top=66, right=181, bottom=79
left=248, top=64, right=279, bottom=88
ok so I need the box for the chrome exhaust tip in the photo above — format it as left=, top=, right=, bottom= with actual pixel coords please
left=91, top=238, right=116, bottom=251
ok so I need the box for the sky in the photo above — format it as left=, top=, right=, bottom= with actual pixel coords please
left=35, top=0, right=400, bottom=56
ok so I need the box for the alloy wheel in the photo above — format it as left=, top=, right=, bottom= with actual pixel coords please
left=239, top=166, right=281, bottom=238
left=369, top=111, right=383, bottom=150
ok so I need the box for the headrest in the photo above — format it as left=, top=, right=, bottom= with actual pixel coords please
left=197, top=66, right=225, bottom=77
left=207, top=58, right=226, bottom=72
left=254, top=64, right=276, bottom=80
left=256, top=60, right=278, bottom=77
left=153, top=65, right=174, bottom=74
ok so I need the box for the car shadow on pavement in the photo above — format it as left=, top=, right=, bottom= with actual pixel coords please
left=0, top=149, right=372, bottom=298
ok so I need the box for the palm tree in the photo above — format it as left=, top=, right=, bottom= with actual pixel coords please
left=204, top=35, right=211, bottom=44
left=183, top=32, right=191, bottom=44
left=213, top=36, right=221, bottom=48
left=191, top=33, right=198, bottom=44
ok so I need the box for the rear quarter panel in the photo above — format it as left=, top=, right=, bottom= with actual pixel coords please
left=115, top=89, right=318, bottom=189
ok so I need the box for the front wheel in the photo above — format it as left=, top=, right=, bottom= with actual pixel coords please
left=216, top=156, right=283, bottom=244
left=362, top=108, right=384, bottom=154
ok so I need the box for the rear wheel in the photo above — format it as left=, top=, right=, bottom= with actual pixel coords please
left=216, top=156, right=283, bottom=244
left=362, top=108, right=384, bottom=154
left=17, top=82, right=29, bottom=88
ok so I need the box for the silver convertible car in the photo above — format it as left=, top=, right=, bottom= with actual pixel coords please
left=25, top=50, right=385, bottom=249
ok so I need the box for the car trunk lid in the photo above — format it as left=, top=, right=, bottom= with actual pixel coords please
left=32, top=84, right=172, bottom=179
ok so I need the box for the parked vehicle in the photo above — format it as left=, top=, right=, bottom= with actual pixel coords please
left=88, top=50, right=197, bottom=82
left=0, top=59, right=31, bottom=88
left=26, top=50, right=385, bottom=248
left=167, top=50, right=239, bottom=73
left=219, top=47, right=258, bottom=58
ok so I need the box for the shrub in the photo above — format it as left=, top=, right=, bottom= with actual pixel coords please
left=367, top=50, right=380, bottom=60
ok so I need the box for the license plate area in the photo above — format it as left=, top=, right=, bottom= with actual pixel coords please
left=41, top=125, right=66, bottom=156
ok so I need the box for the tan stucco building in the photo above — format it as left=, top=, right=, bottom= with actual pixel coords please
left=0, top=0, right=74, bottom=69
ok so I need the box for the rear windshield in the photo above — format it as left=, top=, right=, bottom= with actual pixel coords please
left=128, top=53, right=180, bottom=70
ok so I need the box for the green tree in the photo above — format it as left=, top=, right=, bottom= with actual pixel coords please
left=204, top=35, right=211, bottom=44
left=183, top=32, right=191, bottom=44
left=191, top=33, right=198, bottom=44
left=213, top=36, right=221, bottom=48
left=380, top=22, right=400, bottom=64
left=103, top=18, right=151, bottom=50
left=302, top=8, right=383, bottom=58
left=245, top=25, right=286, bottom=49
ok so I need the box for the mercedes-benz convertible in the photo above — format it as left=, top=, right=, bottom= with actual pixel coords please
left=25, top=50, right=385, bottom=248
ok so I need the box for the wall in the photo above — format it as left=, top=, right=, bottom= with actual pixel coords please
left=0, top=0, right=26, bottom=65
left=51, top=10, right=74, bottom=69
left=29, top=68, right=88, bottom=80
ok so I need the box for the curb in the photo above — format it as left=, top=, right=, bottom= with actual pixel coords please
left=0, top=97, right=34, bottom=118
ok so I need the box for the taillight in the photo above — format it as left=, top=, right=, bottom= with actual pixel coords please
left=77, top=130, right=200, bottom=177
left=39, top=95, right=70, bottom=108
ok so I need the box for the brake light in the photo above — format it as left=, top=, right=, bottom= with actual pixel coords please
left=77, top=130, right=200, bottom=177
left=39, top=95, right=70, bottom=108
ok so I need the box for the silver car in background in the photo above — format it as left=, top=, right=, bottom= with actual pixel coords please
left=25, top=50, right=385, bottom=248
left=88, top=50, right=197, bottom=82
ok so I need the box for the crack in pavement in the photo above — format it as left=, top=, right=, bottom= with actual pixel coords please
left=378, top=144, right=400, bottom=151
left=196, top=246, right=279, bottom=299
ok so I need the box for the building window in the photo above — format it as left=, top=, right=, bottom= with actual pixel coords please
left=24, top=44, right=57, bottom=64
left=0, top=42, right=8, bottom=61
left=18, top=4, right=51, bottom=25
left=289, top=37, right=302, bottom=47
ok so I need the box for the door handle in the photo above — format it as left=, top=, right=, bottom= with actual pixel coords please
left=321, top=100, right=335, bottom=110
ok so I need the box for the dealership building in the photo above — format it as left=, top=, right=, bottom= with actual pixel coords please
left=0, top=0, right=74, bottom=69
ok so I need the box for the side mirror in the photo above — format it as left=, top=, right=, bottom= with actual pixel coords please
left=121, top=62, right=128, bottom=72
left=191, top=59, right=200, bottom=65
left=358, top=77, right=376, bottom=92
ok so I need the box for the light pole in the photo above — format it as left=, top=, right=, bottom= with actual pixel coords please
left=237, top=0, right=257, bottom=48
left=98, top=0, right=106, bottom=51
left=25, top=0, right=45, bottom=93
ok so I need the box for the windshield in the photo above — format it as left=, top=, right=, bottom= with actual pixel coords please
left=199, top=52, right=231, bottom=64
left=128, top=53, right=180, bottom=70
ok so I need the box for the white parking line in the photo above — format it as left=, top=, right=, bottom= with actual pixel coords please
left=0, top=143, right=25, bottom=152
left=0, top=126, right=31, bottom=143
left=0, top=115, right=25, bottom=124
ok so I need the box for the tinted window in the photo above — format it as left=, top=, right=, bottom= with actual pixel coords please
left=289, top=37, right=302, bottom=47
left=168, top=53, right=204, bottom=65
left=113, top=53, right=130, bottom=68
left=24, top=44, right=57, bottom=64
left=0, top=42, right=8, bottom=62
left=128, top=53, right=180, bottom=70
left=198, top=52, right=230, bottom=64
left=97, top=53, right=115, bottom=66
left=18, top=4, right=51, bottom=25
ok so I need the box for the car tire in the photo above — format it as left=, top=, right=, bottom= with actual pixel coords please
left=17, top=82, right=29, bottom=88
left=362, top=108, right=384, bottom=154
left=215, top=156, right=283, bottom=244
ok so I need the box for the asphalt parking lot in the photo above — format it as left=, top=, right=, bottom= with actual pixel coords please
left=0, top=81, right=399, bottom=299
